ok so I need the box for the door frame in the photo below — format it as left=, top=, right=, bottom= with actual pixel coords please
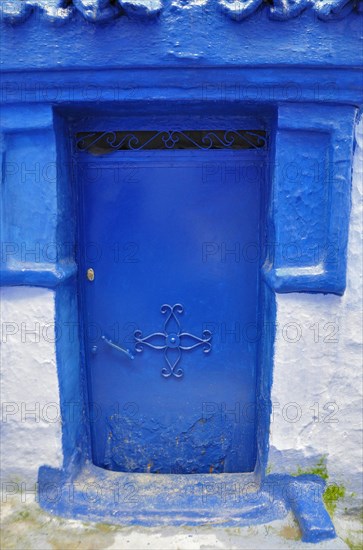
left=74, top=116, right=270, bottom=474
left=29, top=94, right=355, bottom=526
left=35, top=102, right=277, bottom=521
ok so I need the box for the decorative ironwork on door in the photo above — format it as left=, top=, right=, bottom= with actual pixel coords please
left=76, top=130, right=267, bottom=155
left=134, top=304, right=212, bottom=378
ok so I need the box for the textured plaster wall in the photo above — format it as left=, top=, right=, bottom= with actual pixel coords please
left=0, top=288, right=62, bottom=482
left=269, top=117, right=363, bottom=500
left=0, top=120, right=362, bottom=507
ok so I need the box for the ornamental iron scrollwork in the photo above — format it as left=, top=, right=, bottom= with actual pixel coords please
left=134, top=304, right=212, bottom=379
left=76, top=130, right=267, bottom=155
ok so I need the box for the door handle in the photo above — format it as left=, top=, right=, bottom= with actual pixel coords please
left=101, top=335, right=135, bottom=360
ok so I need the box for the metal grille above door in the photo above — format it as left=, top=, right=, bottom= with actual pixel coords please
left=76, top=130, right=267, bottom=155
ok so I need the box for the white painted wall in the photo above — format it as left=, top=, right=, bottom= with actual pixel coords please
left=0, top=287, right=63, bottom=484
left=1, top=119, right=362, bottom=513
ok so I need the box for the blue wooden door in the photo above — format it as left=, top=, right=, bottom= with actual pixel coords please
left=77, top=129, right=266, bottom=474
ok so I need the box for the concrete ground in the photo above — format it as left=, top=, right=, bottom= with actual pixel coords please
left=1, top=495, right=362, bottom=550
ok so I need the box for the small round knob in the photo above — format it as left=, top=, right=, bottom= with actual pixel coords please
left=166, top=333, right=180, bottom=348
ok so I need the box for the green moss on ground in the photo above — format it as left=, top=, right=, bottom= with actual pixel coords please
left=344, top=536, right=363, bottom=550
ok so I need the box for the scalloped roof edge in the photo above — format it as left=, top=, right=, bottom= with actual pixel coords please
left=1, top=0, right=362, bottom=24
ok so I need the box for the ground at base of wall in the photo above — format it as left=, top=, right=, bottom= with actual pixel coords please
left=1, top=496, right=362, bottom=550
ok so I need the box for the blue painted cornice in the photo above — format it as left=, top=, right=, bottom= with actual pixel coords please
left=1, top=0, right=361, bottom=24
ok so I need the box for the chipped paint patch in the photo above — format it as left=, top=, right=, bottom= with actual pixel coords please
left=104, top=413, right=234, bottom=473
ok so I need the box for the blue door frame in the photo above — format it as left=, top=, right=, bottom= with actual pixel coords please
left=0, top=94, right=355, bottom=537
left=1, top=95, right=349, bottom=540
left=23, top=99, right=353, bottom=539
left=36, top=106, right=292, bottom=527
left=75, top=119, right=268, bottom=475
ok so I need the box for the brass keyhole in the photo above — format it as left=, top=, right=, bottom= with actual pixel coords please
left=87, top=268, right=95, bottom=281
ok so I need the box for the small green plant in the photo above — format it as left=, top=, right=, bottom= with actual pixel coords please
left=294, top=455, right=329, bottom=480
left=324, top=483, right=346, bottom=516
left=293, top=456, right=346, bottom=517
left=16, top=510, right=31, bottom=520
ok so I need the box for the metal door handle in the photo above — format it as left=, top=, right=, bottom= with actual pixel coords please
left=101, top=335, right=135, bottom=360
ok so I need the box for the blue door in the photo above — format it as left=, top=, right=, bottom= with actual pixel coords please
left=76, top=128, right=267, bottom=474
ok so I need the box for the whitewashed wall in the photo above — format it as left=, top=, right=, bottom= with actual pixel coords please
left=1, top=119, right=362, bottom=510
left=0, top=288, right=62, bottom=484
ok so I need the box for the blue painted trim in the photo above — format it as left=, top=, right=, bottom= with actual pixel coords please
left=1, top=68, right=362, bottom=106
left=38, top=465, right=336, bottom=543
left=0, top=264, right=77, bottom=288
left=1, top=11, right=363, bottom=71
left=53, top=112, right=92, bottom=471
left=264, top=103, right=357, bottom=295
left=263, top=268, right=346, bottom=296
left=0, top=104, right=54, bottom=130
left=287, top=475, right=336, bottom=543
left=255, top=286, right=276, bottom=478
left=54, top=281, right=91, bottom=471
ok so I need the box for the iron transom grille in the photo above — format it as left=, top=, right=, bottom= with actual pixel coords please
left=76, top=130, right=267, bottom=155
